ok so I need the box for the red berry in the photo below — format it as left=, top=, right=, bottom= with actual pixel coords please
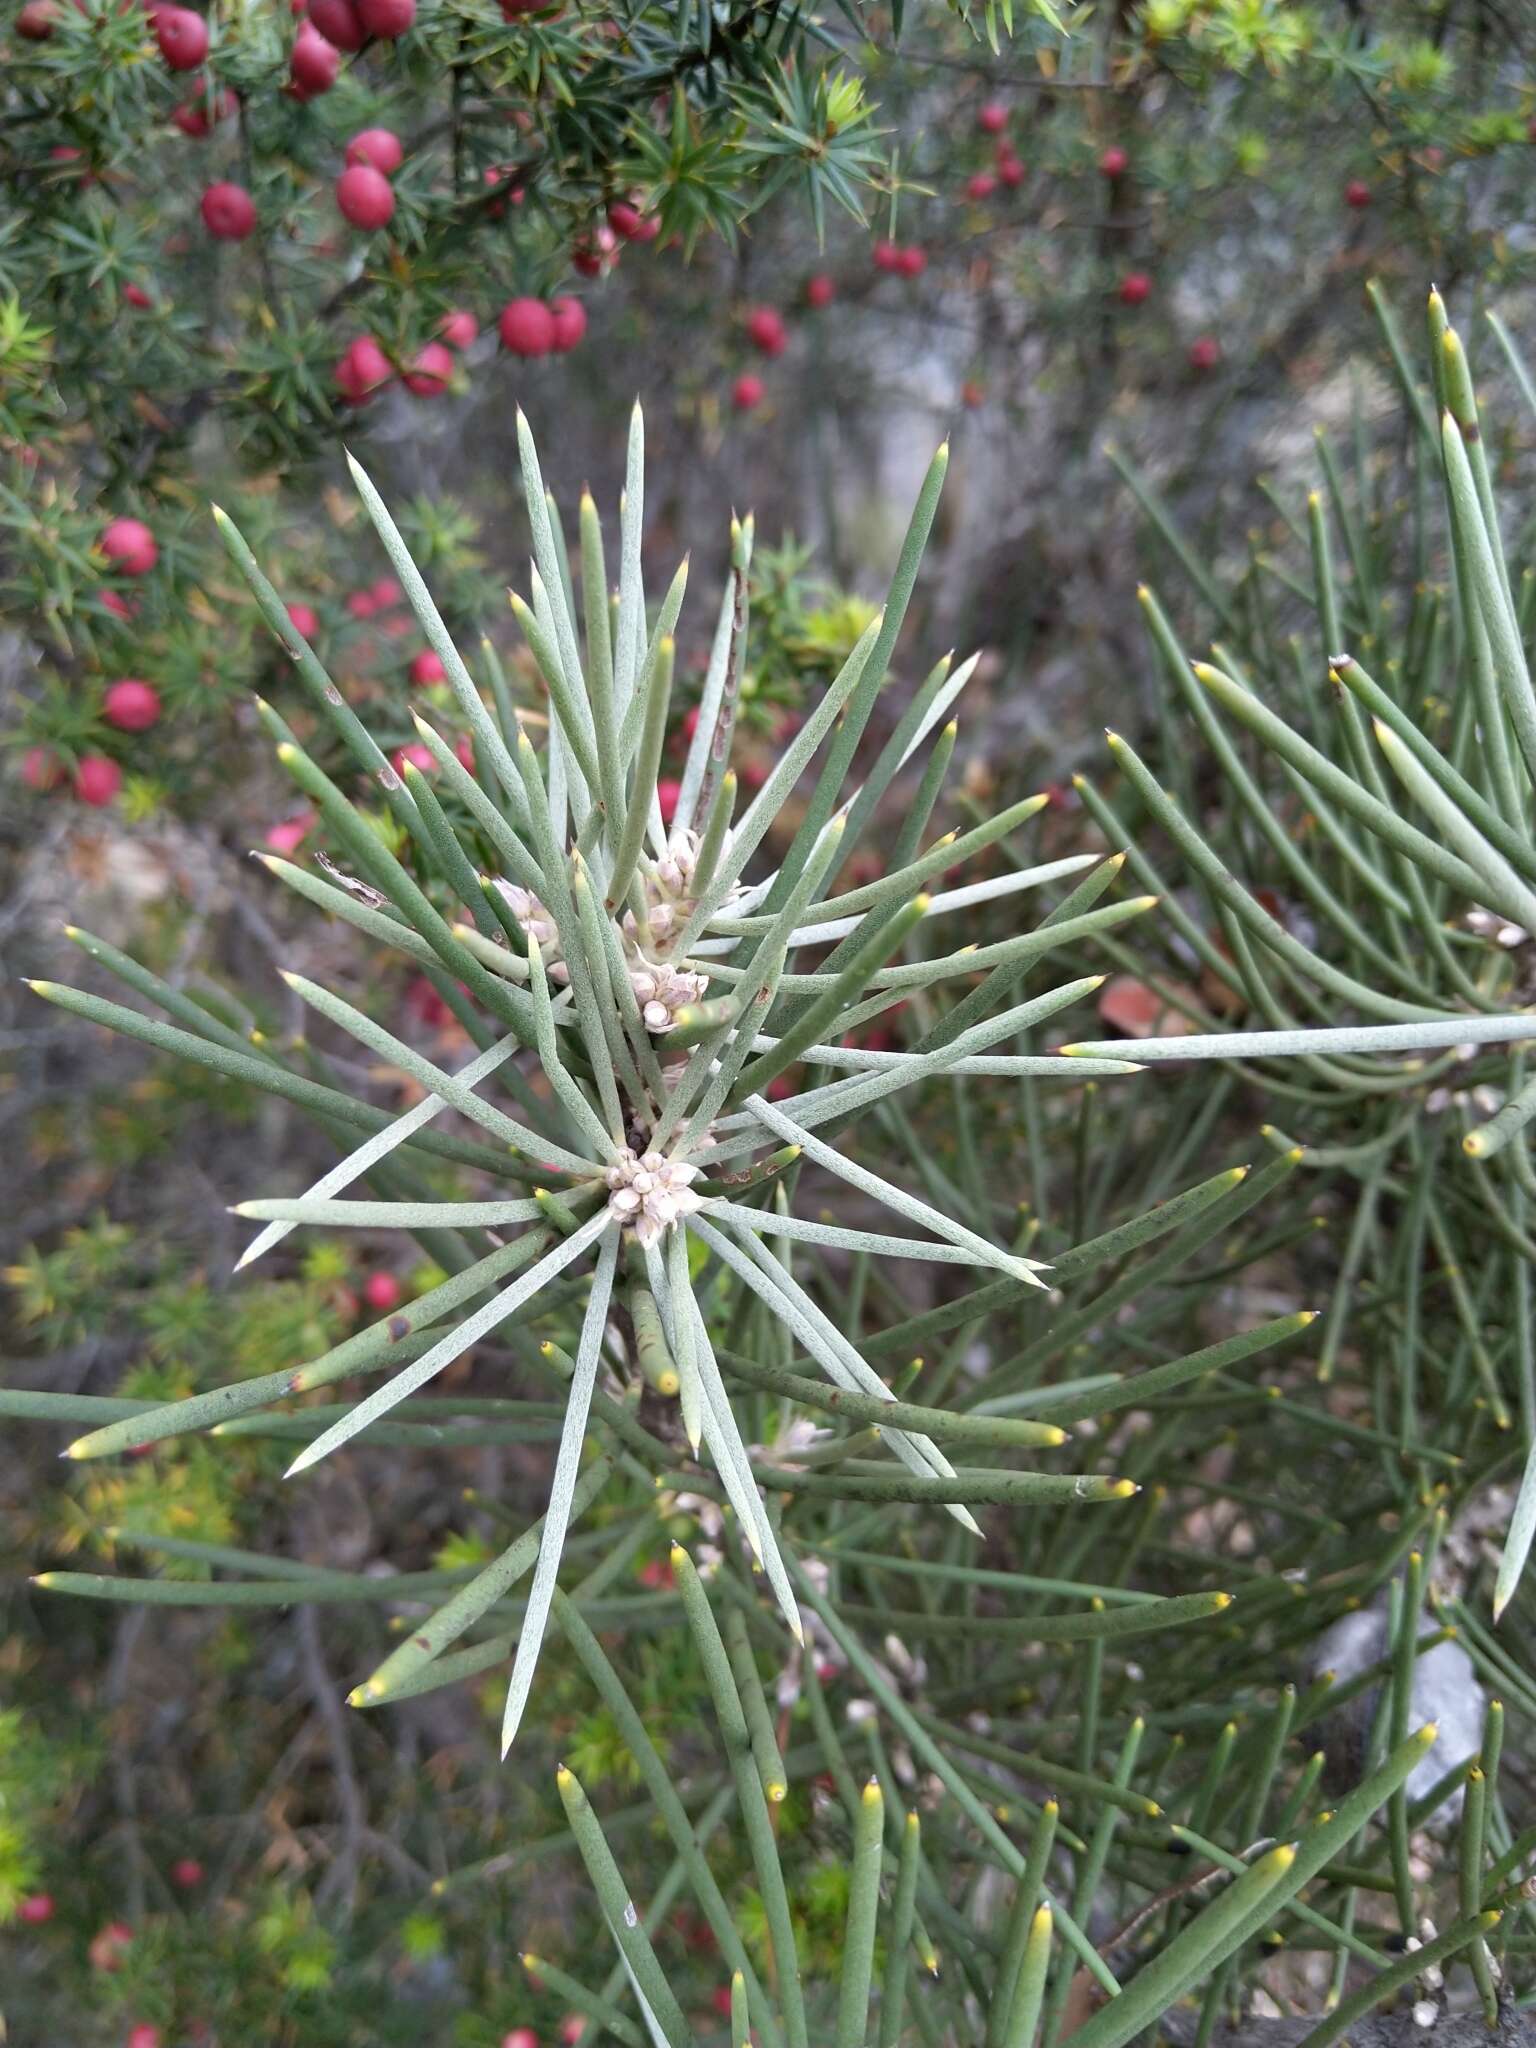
left=438, top=308, right=478, bottom=350
left=1117, top=269, right=1151, bottom=306
left=102, top=679, right=161, bottom=731
left=345, top=126, right=403, bottom=172
left=392, top=743, right=435, bottom=778
left=364, top=1270, right=402, bottom=1310
left=345, top=589, right=377, bottom=618
left=287, top=600, right=319, bottom=637
left=371, top=577, right=402, bottom=607
left=606, top=199, right=650, bottom=240
left=126, top=2028, right=161, bottom=2048
left=170, top=1858, right=205, bottom=1889
left=409, top=650, right=445, bottom=685
left=895, top=245, right=926, bottom=277
left=155, top=6, right=209, bottom=69
left=559, top=2021, right=584, bottom=2046
left=498, top=297, right=556, bottom=357
left=337, top=163, right=395, bottom=230
left=501, top=2033, right=539, bottom=2048
left=402, top=342, right=455, bottom=396
left=745, top=305, right=786, bottom=356
left=977, top=100, right=1007, bottom=134
left=549, top=296, right=586, bottom=352
left=358, top=0, right=413, bottom=32
left=101, top=590, right=135, bottom=620
left=201, top=181, right=256, bottom=240
left=172, top=89, right=233, bottom=137
left=264, top=809, right=315, bottom=855
left=17, top=1, right=57, bottom=37
left=804, top=273, right=834, bottom=309
left=75, top=755, right=122, bottom=807
left=289, top=23, right=339, bottom=93
left=965, top=171, right=996, bottom=201
left=1098, top=144, right=1128, bottom=178
left=997, top=150, right=1024, bottom=187
left=308, top=0, right=363, bottom=45
left=17, top=1891, right=56, bottom=1922
left=123, top=284, right=153, bottom=308
left=711, top=1987, right=733, bottom=2018
left=730, top=373, right=764, bottom=413
left=1188, top=334, right=1220, bottom=371
left=335, top=335, right=392, bottom=404
left=21, top=747, right=63, bottom=792
left=99, top=517, right=157, bottom=576
left=1344, top=178, right=1371, bottom=209
left=961, top=379, right=984, bottom=408
left=657, top=778, right=682, bottom=825
left=873, top=239, right=902, bottom=273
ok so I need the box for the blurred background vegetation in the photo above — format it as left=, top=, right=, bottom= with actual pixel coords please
left=8, top=1, right=1536, bottom=2042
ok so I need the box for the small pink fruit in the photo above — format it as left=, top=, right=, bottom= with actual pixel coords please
left=101, top=591, right=136, bottom=620
left=711, top=1987, right=733, bottom=2018
left=895, top=245, right=926, bottom=277
left=402, top=341, right=455, bottom=396
left=201, top=181, right=256, bottom=239
left=409, top=650, right=445, bottom=685
left=99, top=517, right=158, bottom=576
left=965, top=171, right=996, bottom=201
left=997, top=150, right=1023, bottom=187
left=560, top=2022, right=584, bottom=2046
left=391, top=743, right=435, bottom=777
left=1117, top=269, right=1151, bottom=305
left=21, top=747, right=63, bottom=792
left=549, top=296, right=586, bottom=352
left=606, top=199, right=647, bottom=240
left=170, top=1858, right=205, bottom=1890
left=345, top=126, right=403, bottom=172
left=1188, top=334, right=1220, bottom=371
left=358, top=0, right=413, bottom=32
left=17, top=1891, right=56, bottom=1922
left=1098, top=144, right=1128, bottom=178
left=17, top=1, right=58, bottom=37
left=346, top=589, right=376, bottom=618
left=123, top=284, right=153, bottom=308
left=308, top=0, right=363, bottom=45
left=172, top=89, right=234, bottom=137
left=438, top=308, right=478, bottom=350
left=264, top=809, right=315, bottom=855
left=90, top=1921, right=134, bottom=1971
left=657, top=778, right=681, bottom=825
left=745, top=306, right=786, bottom=356
left=337, top=163, right=395, bottom=229
left=364, top=1270, right=402, bottom=1310
left=335, top=335, right=392, bottom=403
left=287, top=600, right=319, bottom=637
left=155, top=6, right=209, bottom=70
left=501, top=2033, right=539, bottom=2048
left=977, top=100, right=1007, bottom=134
left=103, top=679, right=161, bottom=731
left=730, top=373, right=764, bottom=413
left=1344, top=178, right=1371, bottom=209
left=498, top=297, right=555, bottom=357
left=127, top=2027, right=161, bottom=2048
left=455, top=734, right=474, bottom=772
left=76, top=755, right=124, bottom=807
left=289, top=23, right=339, bottom=93
left=805, top=273, right=834, bottom=309
left=371, top=577, right=402, bottom=607
left=961, top=379, right=984, bottom=408
left=873, top=239, right=902, bottom=273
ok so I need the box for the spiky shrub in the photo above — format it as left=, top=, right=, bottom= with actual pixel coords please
left=17, top=400, right=1536, bottom=2041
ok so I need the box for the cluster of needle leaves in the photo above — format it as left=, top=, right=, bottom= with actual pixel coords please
left=12, top=366, right=1536, bottom=2043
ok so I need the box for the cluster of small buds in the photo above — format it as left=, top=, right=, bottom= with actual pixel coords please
left=604, top=1145, right=705, bottom=1245
left=494, top=883, right=569, bottom=983
left=629, top=956, right=709, bottom=1034
left=624, top=827, right=742, bottom=955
